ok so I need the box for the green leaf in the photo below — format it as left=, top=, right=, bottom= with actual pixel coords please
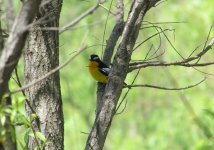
left=19, top=140, right=27, bottom=150
left=3, top=107, right=12, bottom=114
left=24, top=128, right=31, bottom=143
left=35, top=132, right=46, bottom=143
left=29, top=131, right=46, bottom=143
left=20, top=115, right=31, bottom=126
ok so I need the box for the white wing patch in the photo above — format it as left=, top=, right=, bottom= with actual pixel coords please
left=99, top=67, right=110, bottom=76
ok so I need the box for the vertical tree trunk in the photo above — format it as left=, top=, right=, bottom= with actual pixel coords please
left=24, top=0, right=64, bottom=149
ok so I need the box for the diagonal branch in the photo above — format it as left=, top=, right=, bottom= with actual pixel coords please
left=10, top=45, right=87, bottom=94
left=96, top=0, right=125, bottom=116
left=59, top=0, right=106, bottom=34
left=85, top=0, right=161, bottom=150
left=0, top=0, right=42, bottom=101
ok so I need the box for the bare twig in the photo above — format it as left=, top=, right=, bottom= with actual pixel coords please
left=29, top=123, right=41, bottom=150
left=13, top=67, right=42, bottom=147
left=59, top=0, right=106, bottom=33
left=101, top=0, right=114, bottom=57
left=133, top=28, right=173, bottom=51
left=116, top=69, right=141, bottom=114
left=129, top=37, right=214, bottom=72
left=141, top=21, right=164, bottom=60
left=196, top=23, right=213, bottom=63
left=127, top=77, right=206, bottom=90
left=99, top=4, right=115, bottom=15
left=142, top=21, right=187, bottom=25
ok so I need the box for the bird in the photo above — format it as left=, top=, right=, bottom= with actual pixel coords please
left=88, top=54, right=131, bottom=89
left=88, top=54, right=109, bottom=83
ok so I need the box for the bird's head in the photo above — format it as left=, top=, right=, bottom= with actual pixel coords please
left=90, top=54, right=100, bottom=61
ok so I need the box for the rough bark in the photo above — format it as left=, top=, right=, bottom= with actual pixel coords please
left=96, top=22, right=124, bottom=115
left=85, top=0, right=160, bottom=149
left=24, top=0, right=64, bottom=149
left=96, top=0, right=125, bottom=116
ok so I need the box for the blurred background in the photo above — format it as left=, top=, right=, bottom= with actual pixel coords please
left=10, top=0, right=214, bottom=149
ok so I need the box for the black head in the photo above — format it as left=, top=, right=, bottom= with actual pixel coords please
left=90, top=54, right=100, bottom=61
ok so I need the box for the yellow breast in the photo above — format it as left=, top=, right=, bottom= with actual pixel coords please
left=89, top=61, right=107, bottom=83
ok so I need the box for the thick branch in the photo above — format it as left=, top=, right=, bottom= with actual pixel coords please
left=0, top=0, right=42, bottom=100
left=96, top=0, right=125, bottom=116
left=85, top=0, right=161, bottom=149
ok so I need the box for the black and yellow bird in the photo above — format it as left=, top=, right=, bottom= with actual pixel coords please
left=88, top=54, right=131, bottom=88
left=88, top=54, right=109, bottom=83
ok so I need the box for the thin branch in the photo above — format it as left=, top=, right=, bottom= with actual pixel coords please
left=142, top=22, right=163, bottom=60
left=35, top=18, right=110, bottom=31
left=14, top=68, right=36, bottom=114
left=59, top=0, right=105, bottom=33
left=133, top=28, right=173, bottom=51
left=196, top=22, right=213, bottom=63
left=116, top=69, right=141, bottom=114
left=142, top=21, right=187, bottom=25
left=127, top=77, right=206, bottom=90
left=129, top=37, right=214, bottom=72
left=99, top=4, right=115, bottom=15
left=101, top=0, right=114, bottom=58
left=10, top=45, right=87, bottom=94
left=29, top=123, right=41, bottom=150
left=129, top=59, right=214, bottom=71
left=13, top=67, right=42, bottom=146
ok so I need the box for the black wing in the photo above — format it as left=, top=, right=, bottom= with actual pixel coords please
left=99, top=67, right=110, bottom=76
left=98, top=61, right=110, bottom=76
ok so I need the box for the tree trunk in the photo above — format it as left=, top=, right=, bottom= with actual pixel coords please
left=24, top=0, right=64, bottom=149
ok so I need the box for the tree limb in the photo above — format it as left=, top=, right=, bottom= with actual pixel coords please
left=85, top=0, right=161, bottom=149
left=59, top=0, right=106, bottom=34
left=129, top=37, right=214, bottom=71
left=127, top=77, right=206, bottom=90
left=0, top=0, right=42, bottom=101
left=10, top=45, right=87, bottom=94
left=96, top=0, right=125, bottom=116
